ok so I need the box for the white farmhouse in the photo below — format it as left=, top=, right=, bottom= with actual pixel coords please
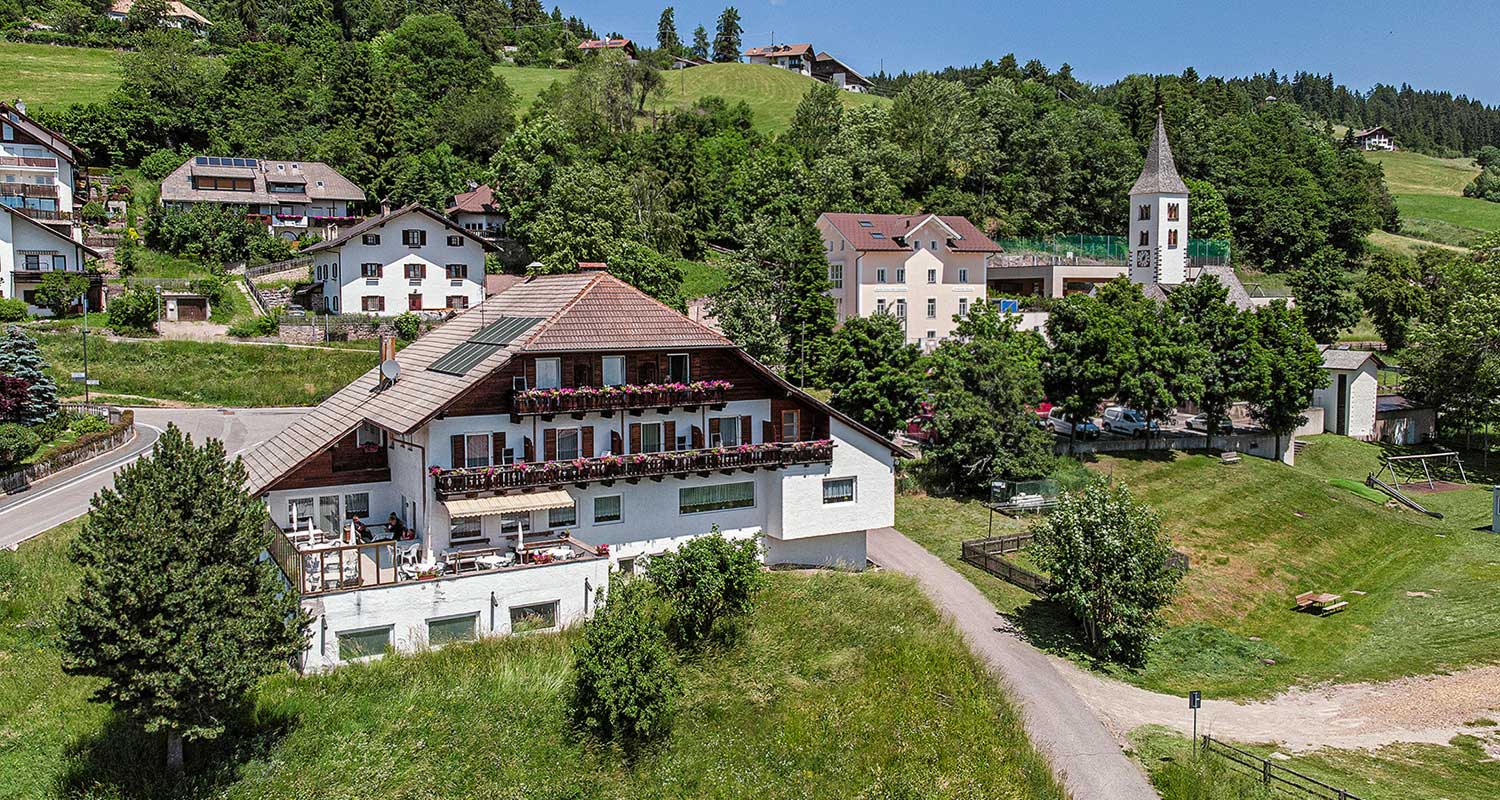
left=243, top=269, right=907, bottom=670
left=303, top=204, right=493, bottom=315
left=1313, top=347, right=1381, bottom=439
left=0, top=204, right=101, bottom=316
left=2, top=101, right=87, bottom=243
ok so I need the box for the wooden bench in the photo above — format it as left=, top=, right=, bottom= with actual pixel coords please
left=1220, top=451, right=1242, bottom=465
left=1320, top=601, right=1349, bottom=615
left=1294, top=591, right=1317, bottom=608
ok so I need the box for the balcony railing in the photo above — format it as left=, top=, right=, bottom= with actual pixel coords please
left=0, top=155, right=59, bottom=170
left=435, top=439, right=835, bottom=498
left=0, top=183, right=59, bottom=199
left=512, top=381, right=731, bottom=415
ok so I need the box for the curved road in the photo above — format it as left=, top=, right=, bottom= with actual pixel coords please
left=0, top=407, right=303, bottom=550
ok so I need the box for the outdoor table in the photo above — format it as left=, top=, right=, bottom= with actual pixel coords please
left=1308, top=592, right=1342, bottom=608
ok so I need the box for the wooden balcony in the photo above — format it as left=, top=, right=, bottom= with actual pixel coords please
left=434, top=439, right=835, bottom=498
left=1, top=183, right=59, bottom=199
left=512, top=381, right=731, bottom=416
left=0, top=155, right=59, bottom=170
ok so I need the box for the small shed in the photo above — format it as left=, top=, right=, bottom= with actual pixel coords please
left=1313, top=347, right=1382, bottom=439
left=1374, top=395, right=1436, bottom=445
left=161, top=291, right=211, bottom=322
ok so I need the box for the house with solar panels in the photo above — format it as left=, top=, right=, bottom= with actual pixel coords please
left=158, top=155, right=366, bottom=241
left=301, top=204, right=493, bottom=315
left=242, top=267, right=907, bottom=670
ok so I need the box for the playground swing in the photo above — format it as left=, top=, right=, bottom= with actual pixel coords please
left=1372, top=452, right=1468, bottom=492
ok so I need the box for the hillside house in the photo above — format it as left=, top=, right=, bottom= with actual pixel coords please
left=744, top=43, right=816, bottom=75
left=818, top=212, right=999, bottom=347
left=158, top=156, right=366, bottom=241
left=446, top=185, right=507, bottom=240
left=1353, top=126, right=1395, bottom=151
left=107, top=0, right=211, bottom=32
left=242, top=269, right=905, bottom=670
left=1, top=101, right=87, bottom=243
left=303, top=204, right=492, bottom=316
left=578, top=38, right=637, bottom=60
left=810, top=52, right=872, bottom=92
left=1313, top=347, right=1381, bottom=439
left=0, top=204, right=102, bottom=316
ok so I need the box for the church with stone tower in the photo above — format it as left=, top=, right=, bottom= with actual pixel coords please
left=1128, top=111, right=1191, bottom=287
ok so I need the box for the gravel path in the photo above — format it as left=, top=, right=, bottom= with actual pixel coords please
left=1053, top=646, right=1500, bottom=751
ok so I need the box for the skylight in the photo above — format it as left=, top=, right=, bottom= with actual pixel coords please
left=870, top=232, right=885, bottom=239
left=858, top=220, right=874, bottom=227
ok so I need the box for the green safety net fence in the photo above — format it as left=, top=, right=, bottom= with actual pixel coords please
left=994, top=235, right=1231, bottom=262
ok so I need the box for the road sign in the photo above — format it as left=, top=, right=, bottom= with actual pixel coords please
left=1188, top=690, right=1201, bottom=709
left=1189, top=690, right=1201, bottom=755
left=71, top=372, right=86, bottom=380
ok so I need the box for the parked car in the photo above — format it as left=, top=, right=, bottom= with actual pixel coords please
left=1185, top=413, right=1233, bottom=434
left=1047, top=407, right=1100, bottom=439
left=1101, top=406, right=1159, bottom=437
left=1028, top=401, right=1054, bottom=430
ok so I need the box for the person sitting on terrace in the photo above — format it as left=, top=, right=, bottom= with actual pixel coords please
left=387, top=513, right=412, bottom=541
left=350, top=515, right=372, bottom=543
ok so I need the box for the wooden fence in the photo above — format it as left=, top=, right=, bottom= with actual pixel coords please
left=960, top=533, right=1190, bottom=597
left=1201, top=736, right=1364, bottom=799
left=1054, top=431, right=1290, bottom=462
left=0, top=410, right=135, bottom=494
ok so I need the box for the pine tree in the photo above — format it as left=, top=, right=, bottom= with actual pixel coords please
left=0, top=326, right=58, bottom=426
left=711, top=6, right=741, bottom=63
left=59, top=426, right=309, bottom=775
left=656, top=7, right=681, bottom=54
left=691, top=24, right=709, bottom=59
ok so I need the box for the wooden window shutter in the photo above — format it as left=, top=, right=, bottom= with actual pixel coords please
left=610, top=430, right=623, bottom=455
left=663, top=420, right=677, bottom=451
left=581, top=426, right=595, bottom=458
left=450, top=434, right=465, bottom=468
left=741, top=415, right=753, bottom=444
left=763, top=420, right=775, bottom=443
left=492, top=432, right=506, bottom=462
left=543, top=428, right=558, bottom=461
left=691, top=425, right=703, bottom=449
left=523, top=435, right=534, bottom=462
left=708, top=418, right=721, bottom=441
left=629, top=423, right=642, bottom=453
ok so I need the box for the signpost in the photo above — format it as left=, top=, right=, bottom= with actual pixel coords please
left=1492, top=486, right=1498, bottom=533
left=1189, top=690, right=1202, bottom=756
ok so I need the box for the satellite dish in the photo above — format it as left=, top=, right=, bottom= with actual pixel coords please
left=380, top=359, right=401, bottom=383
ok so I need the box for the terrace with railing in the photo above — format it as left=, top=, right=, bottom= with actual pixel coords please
left=435, top=439, right=835, bottom=498
left=0, top=155, right=60, bottom=170
left=511, top=381, right=732, bottom=416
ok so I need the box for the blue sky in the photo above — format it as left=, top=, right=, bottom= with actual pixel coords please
left=568, top=0, right=1500, bottom=103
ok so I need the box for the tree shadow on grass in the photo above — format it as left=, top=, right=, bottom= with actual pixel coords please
left=58, top=705, right=298, bottom=800
left=1001, top=597, right=1097, bottom=662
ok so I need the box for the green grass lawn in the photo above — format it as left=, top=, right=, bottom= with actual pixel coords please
left=127, top=249, right=220, bottom=280
left=1132, top=726, right=1500, bottom=800
left=1366, top=228, right=1466, bottom=257
left=648, top=63, right=887, bottom=133
left=0, top=521, right=1063, bottom=800
left=1360, top=150, right=1500, bottom=247
left=492, top=63, right=570, bottom=111
left=36, top=334, right=375, bottom=406
left=1365, top=150, right=1479, bottom=195
left=900, top=435, right=1500, bottom=699
left=0, top=43, right=122, bottom=110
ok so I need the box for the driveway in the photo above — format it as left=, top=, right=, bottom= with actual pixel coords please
left=868, top=527, right=1160, bottom=800
left=0, top=407, right=303, bottom=550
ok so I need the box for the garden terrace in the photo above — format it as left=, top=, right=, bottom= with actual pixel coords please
left=510, top=381, right=731, bottom=416
left=435, top=439, right=835, bottom=498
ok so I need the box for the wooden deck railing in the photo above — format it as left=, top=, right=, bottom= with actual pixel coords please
left=435, top=439, right=834, bottom=498
left=511, top=382, right=730, bottom=415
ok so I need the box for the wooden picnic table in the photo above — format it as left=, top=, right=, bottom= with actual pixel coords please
left=1294, top=591, right=1347, bottom=614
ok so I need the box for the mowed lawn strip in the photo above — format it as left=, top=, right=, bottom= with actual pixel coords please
left=645, top=63, right=887, bottom=133
left=0, top=521, right=1063, bottom=800
left=0, top=43, right=122, bottom=109
left=35, top=334, right=375, bottom=406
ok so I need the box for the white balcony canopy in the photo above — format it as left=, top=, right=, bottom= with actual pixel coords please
left=444, top=490, right=573, bottom=519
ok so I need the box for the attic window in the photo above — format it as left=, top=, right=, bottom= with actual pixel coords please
left=857, top=220, right=874, bottom=228
left=870, top=232, right=885, bottom=239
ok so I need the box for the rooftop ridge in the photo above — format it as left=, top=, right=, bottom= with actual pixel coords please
left=1130, top=109, right=1189, bottom=196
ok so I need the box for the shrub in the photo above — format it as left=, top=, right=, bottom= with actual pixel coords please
left=80, top=200, right=109, bottom=224
left=227, top=313, right=280, bottom=338
left=392, top=312, right=421, bottom=341
left=107, top=287, right=159, bottom=334
left=646, top=530, right=764, bottom=649
left=188, top=275, right=227, bottom=305
left=0, top=422, right=40, bottom=468
left=248, top=234, right=295, bottom=266
left=0, top=298, right=27, bottom=322
left=139, top=148, right=184, bottom=181
left=569, top=579, right=678, bottom=744
left=34, top=272, right=91, bottom=316
left=70, top=414, right=109, bottom=435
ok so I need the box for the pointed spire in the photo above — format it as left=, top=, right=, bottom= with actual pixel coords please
left=1130, top=109, right=1189, bottom=195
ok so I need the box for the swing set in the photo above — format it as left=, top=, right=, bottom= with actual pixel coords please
left=1371, top=451, right=1469, bottom=492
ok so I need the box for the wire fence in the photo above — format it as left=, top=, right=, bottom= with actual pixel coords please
left=1201, top=736, right=1364, bottom=800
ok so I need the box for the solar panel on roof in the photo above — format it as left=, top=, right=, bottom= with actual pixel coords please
left=195, top=156, right=207, bottom=165
left=469, top=316, right=543, bottom=345
left=426, top=316, right=543, bottom=376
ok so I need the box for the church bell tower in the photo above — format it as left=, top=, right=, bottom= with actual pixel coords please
left=1128, top=110, right=1190, bottom=286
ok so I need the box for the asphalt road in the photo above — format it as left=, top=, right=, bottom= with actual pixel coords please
left=868, top=527, right=1160, bottom=800
left=0, top=407, right=304, bottom=550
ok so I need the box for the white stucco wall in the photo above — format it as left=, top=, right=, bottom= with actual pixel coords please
left=1127, top=192, right=1189, bottom=286
left=1312, top=362, right=1378, bottom=439
left=763, top=529, right=867, bottom=569
left=302, top=555, right=609, bottom=671
left=314, top=213, right=485, bottom=315
left=1, top=209, right=88, bottom=315
left=774, top=418, right=893, bottom=541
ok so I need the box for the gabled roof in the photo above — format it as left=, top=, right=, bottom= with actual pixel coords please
left=447, top=185, right=502, bottom=215
left=579, top=38, right=635, bottom=52
left=301, top=204, right=496, bottom=254
left=0, top=205, right=101, bottom=257
left=819, top=212, right=1001, bottom=253
left=0, top=102, right=85, bottom=164
left=1319, top=346, right=1385, bottom=371
left=1130, top=110, right=1189, bottom=196
left=811, top=52, right=871, bottom=86
left=243, top=273, right=910, bottom=494
left=108, top=0, right=210, bottom=25
left=745, top=43, right=815, bottom=59
left=1354, top=126, right=1393, bottom=138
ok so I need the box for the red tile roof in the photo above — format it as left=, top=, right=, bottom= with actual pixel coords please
left=819, top=213, right=1001, bottom=253
left=744, top=43, right=815, bottom=59
left=521, top=273, right=733, bottom=352
left=447, top=185, right=501, bottom=215
left=579, top=38, right=633, bottom=50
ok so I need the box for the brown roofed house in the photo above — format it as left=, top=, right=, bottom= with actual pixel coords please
left=158, top=156, right=366, bottom=241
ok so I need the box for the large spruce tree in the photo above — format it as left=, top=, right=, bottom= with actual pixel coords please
left=59, top=426, right=308, bottom=775
left=0, top=326, right=59, bottom=426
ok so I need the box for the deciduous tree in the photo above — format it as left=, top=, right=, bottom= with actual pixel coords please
left=569, top=578, right=678, bottom=745
left=1169, top=275, right=1254, bottom=447
left=1358, top=250, right=1427, bottom=350
left=1244, top=301, right=1326, bottom=456
left=1289, top=247, right=1362, bottom=343
left=821, top=314, right=923, bottom=436
left=34, top=272, right=91, bottom=318
left=646, top=530, right=763, bottom=649
left=1044, top=291, right=1122, bottom=451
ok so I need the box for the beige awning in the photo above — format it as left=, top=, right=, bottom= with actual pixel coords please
left=445, top=490, right=574, bottom=519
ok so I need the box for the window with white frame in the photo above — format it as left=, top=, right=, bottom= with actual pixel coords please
left=360, top=263, right=380, bottom=278
left=927, top=268, right=937, bottom=284
left=343, top=492, right=370, bottom=519
left=828, top=263, right=843, bottom=289
left=640, top=421, right=663, bottom=453
left=926, top=298, right=937, bottom=318
left=958, top=298, right=969, bottom=317
left=535, top=357, right=561, bottom=389
left=930, top=240, right=937, bottom=250
left=667, top=353, right=690, bottom=383
left=427, top=614, right=477, bottom=646
left=895, top=299, right=906, bottom=318
left=446, top=234, right=463, bottom=246
left=547, top=502, right=577, bottom=529
left=602, top=355, right=624, bottom=386
left=593, top=495, right=622, bottom=524
left=402, top=229, right=426, bottom=246
left=822, top=477, right=856, bottom=504
left=679, top=481, right=755, bottom=514
left=712, top=416, right=740, bottom=447
left=337, top=626, right=391, bottom=661
left=288, top=497, right=314, bottom=528
left=895, top=267, right=905, bottom=283
left=362, top=233, right=380, bottom=245
left=499, top=512, right=531, bottom=537
left=510, top=601, right=558, bottom=631
left=876, top=267, right=887, bottom=283
left=445, top=264, right=466, bottom=282
left=464, top=432, right=490, bottom=468
left=876, top=298, right=887, bottom=314
left=362, top=296, right=385, bottom=312
left=357, top=421, right=382, bottom=447
left=450, top=515, right=483, bottom=542
left=958, top=267, right=969, bottom=282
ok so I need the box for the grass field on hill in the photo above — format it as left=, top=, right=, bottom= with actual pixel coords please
left=1363, top=150, right=1499, bottom=247
left=492, top=63, right=568, bottom=110
left=646, top=63, right=887, bottom=132
left=0, top=43, right=121, bottom=109
left=900, top=435, right=1500, bottom=699
left=0, top=521, right=1062, bottom=800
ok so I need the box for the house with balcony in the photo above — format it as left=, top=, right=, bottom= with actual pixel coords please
left=107, top=0, right=212, bottom=32
left=446, top=184, right=507, bottom=240
left=158, top=156, right=366, bottom=241
left=243, top=268, right=905, bottom=670
left=818, top=212, right=1000, bottom=347
left=0, top=204, right=102, bottom=315
left=1, top=101, right=87, bottom=242
left=302, top=204, right=493, bottom=315
left=578, top=38, right=637, bottom=60
left=744, top=43, right=816, bottom=75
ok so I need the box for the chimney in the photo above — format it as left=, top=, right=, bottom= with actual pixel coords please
left=380, top=200, right=392, bottom=215
left=577, top=262, right=609, bottom=273
left=379, top=335, right=396, bottom=364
